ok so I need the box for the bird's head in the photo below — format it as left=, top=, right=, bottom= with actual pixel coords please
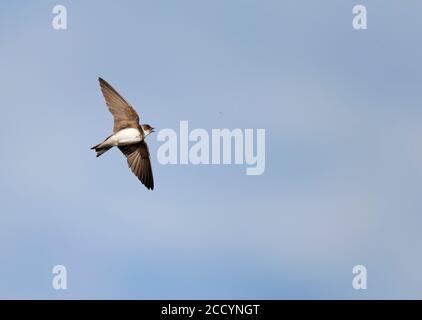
left=142, top=124, right=155, bottom=136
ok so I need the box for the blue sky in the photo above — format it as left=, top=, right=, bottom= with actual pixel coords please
left=1, top=0, right=422, bottom=299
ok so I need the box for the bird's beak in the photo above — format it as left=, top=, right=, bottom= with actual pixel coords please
left=151, top=128, right=155, bottom=133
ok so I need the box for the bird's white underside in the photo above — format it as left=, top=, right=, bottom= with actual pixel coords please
left=104, top=128, right=142, bottom=146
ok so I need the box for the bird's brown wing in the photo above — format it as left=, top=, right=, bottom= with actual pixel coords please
left=118, top=141, right=154, bottom=190
left=99, top=77, right=140, bottom=133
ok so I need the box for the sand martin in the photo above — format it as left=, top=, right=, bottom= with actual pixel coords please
left=91, top=78, right=154, bottom=190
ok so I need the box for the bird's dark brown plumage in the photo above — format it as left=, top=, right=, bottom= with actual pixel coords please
left=99, top=77, right=142, bottom=134
left=118, top=141, right=154, bottom=190
left=97, top=77, right=154, bottom=190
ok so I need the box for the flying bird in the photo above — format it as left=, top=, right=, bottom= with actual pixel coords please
left=91, top=78, right=155, bottom=190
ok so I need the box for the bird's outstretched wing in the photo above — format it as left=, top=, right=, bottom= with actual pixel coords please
left=99, top=77, right=140, bottom=133
left=118, top=141, right=154, bottom=190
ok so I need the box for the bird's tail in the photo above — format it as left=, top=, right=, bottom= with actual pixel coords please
left=91, top=142, right=112, bottom=157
